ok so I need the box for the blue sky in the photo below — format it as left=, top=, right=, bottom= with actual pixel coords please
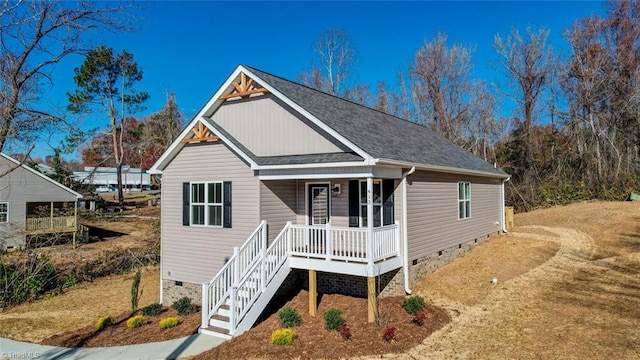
left=30, top=1, right=605, bottom=160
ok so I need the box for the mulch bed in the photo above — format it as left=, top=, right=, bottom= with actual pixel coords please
left=194, top=290, right=450, bottom=359
left=42, top=307, right=200, bottom=347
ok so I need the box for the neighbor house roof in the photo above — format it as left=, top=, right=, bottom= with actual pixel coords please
left=151, top=65, right=508, bottom=179
left=245, top=66, right=507, bottom=177
left=0, top=153, right=82, bottom=198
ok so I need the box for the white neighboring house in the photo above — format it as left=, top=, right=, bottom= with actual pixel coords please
left=0, top=153, right=83, bottom=249
left=73, top=166, right=151, bottom=192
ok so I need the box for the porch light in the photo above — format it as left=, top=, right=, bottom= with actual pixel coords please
left=331, top=184, right=341, bottom=196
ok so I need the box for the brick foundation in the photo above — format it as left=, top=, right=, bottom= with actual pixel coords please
left=162, top=280, right=202, bottom=306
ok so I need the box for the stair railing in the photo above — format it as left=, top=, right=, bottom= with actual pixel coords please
left=229, top=221, right=291, bottom=334
left=201, top=220, right=267, bottom=329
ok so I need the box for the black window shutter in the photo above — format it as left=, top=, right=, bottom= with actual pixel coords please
left=182, top=182, right=190, bottom=226
left=223, top=181, right=232, bottom=228
left=383, top=179, right=395, bottom=226
left=348, top=180, right=359, bottom=227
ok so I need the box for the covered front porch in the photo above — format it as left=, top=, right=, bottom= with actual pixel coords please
left=258, top=168, right=410, bottom=321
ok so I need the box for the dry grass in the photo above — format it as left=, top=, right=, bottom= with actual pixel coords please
left=370, top=200, right=640, bottom=360
left=0, top=266, right=160, bottom=343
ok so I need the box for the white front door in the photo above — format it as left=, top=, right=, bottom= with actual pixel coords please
left=308, top=184, right=330, bottom=225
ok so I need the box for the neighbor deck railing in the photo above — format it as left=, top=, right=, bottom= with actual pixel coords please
left=25, top=216, right=76, bottom=231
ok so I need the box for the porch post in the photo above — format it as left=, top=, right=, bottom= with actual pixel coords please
left=367, top=276, right=376, bottom=323
left=73, top=200, right=78, bottom=249
left=309, top=270, right=317, bottom=317
left=366, top=177, right=374, bottom=265
left=50, top=201, right=54, bottom=228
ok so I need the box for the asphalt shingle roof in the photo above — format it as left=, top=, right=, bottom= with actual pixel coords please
left=245, top=66, right=507, bottom=177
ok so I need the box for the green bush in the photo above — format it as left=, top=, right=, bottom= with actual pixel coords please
left=159, top=316, right=181, bottom=329
left=278, top=306, right=302, bottom=328
left=171, top=297, right=197, bottom=316
left=402, top=295, right=426, bottom=315
left=126, top=315, right=146, bottom=328
left=142, top=303, right=163, bottom=317
left=323, top=308, right=346, bottom=331
left=95, top=315, right=113, bottom=330
left=271, top=328, right=297, bottom=345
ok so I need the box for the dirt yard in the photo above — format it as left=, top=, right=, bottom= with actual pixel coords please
left=1, top=201, right=638, bottom=359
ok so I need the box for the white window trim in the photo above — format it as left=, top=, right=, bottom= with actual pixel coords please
left=0, top=202, right=7, bottom=223
left=458, top=182, right=471, bottom=220
left=190, top=181, right=223, bottom=227
left=359, top=179, right=384, bottom=227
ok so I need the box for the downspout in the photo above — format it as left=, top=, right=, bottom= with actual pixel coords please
left=501, top=177, right=511, bottom=233
left=402, top=166, right=416, bottom=295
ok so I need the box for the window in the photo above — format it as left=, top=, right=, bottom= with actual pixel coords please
left=359, top=180, right=383, bottom=227
left=191, top=182, right=223, bottom=226
left=0, top=202, right=7, bottom=223
left=458, top=182, right=471, bottom=219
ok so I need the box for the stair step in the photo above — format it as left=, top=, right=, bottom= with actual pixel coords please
left=211, top=314, right=229, bottom=322
left=200, top=325, right=232, bottom=340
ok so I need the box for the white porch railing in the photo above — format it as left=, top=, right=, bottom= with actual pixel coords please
left=289, top=222, right=400, bottom=263
left=201, top=220, right=266, bottom=328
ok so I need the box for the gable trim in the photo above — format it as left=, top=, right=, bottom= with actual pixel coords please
left=150, top=65, right=378, bottom=174
left=0, top=153, right=83, bottom=198
left=240, top=66, right=375, bottom=165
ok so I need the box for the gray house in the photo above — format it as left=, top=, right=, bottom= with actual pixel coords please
left=150, top=65, right=509, bottom=339
left=0, top=153, right=83, bottom=249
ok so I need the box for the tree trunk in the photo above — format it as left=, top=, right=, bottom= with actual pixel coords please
left=116, top=163, right=124, bottom=208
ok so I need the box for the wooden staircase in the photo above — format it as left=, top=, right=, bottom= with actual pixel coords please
left=200, top=221, right=291, bottom=338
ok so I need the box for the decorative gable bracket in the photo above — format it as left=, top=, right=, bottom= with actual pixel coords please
left=181, top=121, right=219, bottom=143
left=219, top=72, right=268, bottom=100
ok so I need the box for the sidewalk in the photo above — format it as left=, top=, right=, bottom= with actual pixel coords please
left=0, top=333, right=223, bottom=360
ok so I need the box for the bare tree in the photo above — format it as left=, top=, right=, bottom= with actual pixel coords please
left=297, top=28, right=363, bottom=100
left=410, top=33, right=487, bottom=148
left=493, top=26, right=555, bottom=168
left=0, top=0, right=136, bottom=153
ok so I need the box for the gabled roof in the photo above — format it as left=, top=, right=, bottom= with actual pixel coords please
left=151, top=65, right=508, bottom=179
left=0, top=153, right=82, bottom=199
left=245, top=66, right=507, bottom=178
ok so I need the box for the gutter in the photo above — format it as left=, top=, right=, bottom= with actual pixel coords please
left=402, top=166, right=416, bottom=295
left=501, top=177, right=511, bottom=233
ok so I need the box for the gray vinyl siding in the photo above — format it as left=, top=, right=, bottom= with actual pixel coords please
left=0, top=156, right=78, bottom=247
left=211, top=94, right=346, bottom=157
left=406, top=171, right=501, bottom=261
left=161, top=142, right=259, bottom=284
left=259, top=180, right=297, bottom=243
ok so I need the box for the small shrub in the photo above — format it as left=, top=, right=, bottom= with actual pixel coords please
left=172, top=297, right=197, bottom=316
left=323, top=308, right=346, bottom=331
left=412, top=312, right=427, bottom=326
left=278, top=307, right=302, bottom=328
left=95, top=315, right=113, bottom=330
left=402, top=295, right=426, bottom=315
left=271, top=328, right=297, bottom=346
left=142, top=303, right=163, bottom=317
left=382, top=326, right=397, bottom=343
left=159, top=316, right=181, bottom=329
left=131, top=269, right=142, bottom=311
left=338, top=324, right=351, bottom=340
left=126, top=314, right=146, bottom=328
